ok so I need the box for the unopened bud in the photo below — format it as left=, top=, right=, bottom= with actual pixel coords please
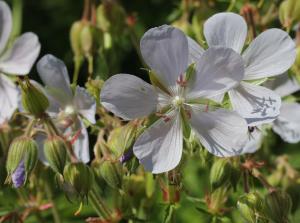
left=264, top=190, right=292, bottom=223
left=21, top=81, right=49, bottom=117
left=63, top=162, right=95, bottom=198
left=6, top=137, right=38, bottom=186
left=80, top=24, right=102, bottom=57
left=279, top=0, right=300, bottom=28
left=97, top=160, right=122, bottom=189
left=44, top=136, right=67, bottom=174
left=237, top=192, right=264, bottom=223
left=210, top=158, right=231, bottom=190
left=70, top=20, right=84, bottom=57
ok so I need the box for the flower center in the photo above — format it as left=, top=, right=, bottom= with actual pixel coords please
left=64, top=105, right=76, bottom=116
left=172, top=96, right=185, bottom=108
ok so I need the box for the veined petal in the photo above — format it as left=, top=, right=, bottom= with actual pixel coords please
left=187, top=37, right=204, bottom=64
left=190, top=108, right=248, bottom=157
left=73, top=119, right=90, bottom=163
left=0, top=75, right=18, bottom=124
left=187, top=47, right=244, bottom=99
left=0, top=33, right=41, bottom=75
left=273, top=102, right=300, bottom=143
left=265, top=73, right=300, bottom=97
left=73, top=86, right=96, bottom=124
left=140, top=25, right=188, bottom=88
left=204, top=12, right=247, bottom=53
left=133, top=111, right=182, bottom=174
left=229, top=82, right=281, bottom=126
left=100, top=74, right=158, bottom=120
left=0, top=1, right=12, bottom=54
left=37, top=54, right=73, bottom=104
left=243, top=29, right=296, bottom=80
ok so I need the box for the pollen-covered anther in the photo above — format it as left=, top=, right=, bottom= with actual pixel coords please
left=155, top=112, right=171, bottom=123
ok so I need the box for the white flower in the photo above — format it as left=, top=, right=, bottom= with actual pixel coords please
left=36, top=54, right=96, bottom=163
left=100, top=25, right=249, bottom=174
left=188, top=12, right=296, bottom=126
left=268, top=74, right=300, bottom=143
left=244, top=73, right=300, bottom=153
left=0, top=1, right=40, bottom=124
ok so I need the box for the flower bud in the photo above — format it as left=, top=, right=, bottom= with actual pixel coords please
left=96, top=2, right=126, bottom=35
left=80, top=24, right=102, bottom=57
left=97, top=160, right=122, bottom=189
left=6, top=137, right=38, bottom=186
left=63, top=162, right=95, bottom=198
left=70, top=20, right=84, bottom=57
left=210, top=158, right=231, bottom=190
left=21, top=81, right=49, bottom=117
left=237, top=192, right=264, bottom=223
left=44, top=136, right=68, bottom=174
left=279, top=0, right=300, bottom=28
left=264, top=190, right=292, bottom=223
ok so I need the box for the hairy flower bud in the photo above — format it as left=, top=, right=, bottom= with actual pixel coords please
left=97, top=160, right=123, bottom=189
left=63, top=162, right=95, bottom=198
left=210, top=158, right=231, bottom=190
left=264, top=190, right=292, bottom=223
left=6, top=137, right=38, bottom=186
left=21, top=81, right=49, bottom=117
left=44, top=136, right=67, bottom=174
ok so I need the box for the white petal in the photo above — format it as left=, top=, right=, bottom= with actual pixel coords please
left=140, top=25, right=188, bottom=88
left=0, top=1, right=12, bottom=54
left=243, top=29, right=296, bottom=80
left=73, top=86, right=96, bottom=124
left=187, top=47, right=244, bottom=99
left=204, top=12, right=247, bottom=53
left=273, top=102, right=300, bottom=143
left=133, top=111, right=182, bottom=174
left=73, top=120, right=90, bottom=163
left=190, top=109, right=248, bottom=157
left=229, top=82, right=281, bottom=126
left=265, top=73, right=300, bottom=97
left=187, top=37, right=204, bottom=64
left=37, top=54, right=73, bottom=104
left=243, top=129, right=263, bottom=154
left=0, top=75, right=18, bottom=124
left=0, top=33, right=40, bottom=75
left=100, top=74, right=158, bottom=120
left=34, top=133, right=48, bottom=165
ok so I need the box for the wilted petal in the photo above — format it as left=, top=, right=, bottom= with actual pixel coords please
left=243, top=29, right=296, bottom=80
left=0, top=33, right=40, bottom=75
left=73, top=119, right=90, bottom=163
left=187, top=47, right=244, bottom=99
left=0, top=1, right=12, bottom=54
left=273, top=103, right=300, bottom=143
left=204, top=12, right=247, bottom=53
left=187, top=37, right=204, bottom=64
left=101, top=74, right=158, bottom=120
left=190, top=108, right=248, bottom=157
left=133, top=111, right=182, bottom=174
left=0, top=75, right=18, bottom=124
left=37, top=54, right=73, bottom=104
left=12, top=160, right=25, bottom=188
left=73, top=86, right=96, bottom=124
left=265, top=73, right=300, bottom=97
left=140, top=25, right=188, bottom=88
left=229, top=82, right=281, bottom=126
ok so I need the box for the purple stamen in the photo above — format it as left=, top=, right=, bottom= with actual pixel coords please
left=119, top=149, right=134, bottom=164
left=12, top=160, right=25, bottom=188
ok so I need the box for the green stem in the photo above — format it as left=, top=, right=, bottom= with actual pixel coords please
left=72, top=56, right=83, bottom=86
left=87, top=54, right=94, bottom=79
left=11, top=0, right=23, bottom=39
left=226, top=0, right=236, bottom=12
left=45, top=182, right=62, bottom=223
